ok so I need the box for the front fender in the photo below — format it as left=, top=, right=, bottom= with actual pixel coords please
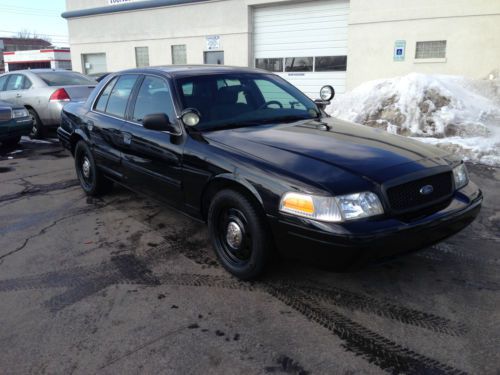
left=207, top=173, right=264, bottom=206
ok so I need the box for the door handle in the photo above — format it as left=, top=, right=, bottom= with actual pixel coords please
left=123, top=132, right=132, bottom=145
left=16, top=93, right=22, bottom=98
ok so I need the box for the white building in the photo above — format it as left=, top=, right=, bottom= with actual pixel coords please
left=63, top=0, right=500, bottom=96
left=3, top=49, right=72, bottom=72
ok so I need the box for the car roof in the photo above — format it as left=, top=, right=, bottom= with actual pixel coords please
left=1, top=69, right=79, bottom=74
left=118, top=65, right=268, bottom=78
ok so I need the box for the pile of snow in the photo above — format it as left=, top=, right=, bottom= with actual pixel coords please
left=330, top=73, right=500, bottom=166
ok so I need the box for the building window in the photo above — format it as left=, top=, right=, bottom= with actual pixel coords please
left=415, top=41, right=447, bottom=59
left=82, top=53, right=107, bottom=75
left=255, top=58, right=283, bottom=72
left=172, top=45, right=187, bottom=65
left=315, top=56, right=347, bottom=71
left=284, top=57, right=313, bottom=72
left=204, top=51, right=224, bottom=65
left=135, top=46, right=150, bottom=68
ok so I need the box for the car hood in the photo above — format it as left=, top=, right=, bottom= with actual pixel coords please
left=203, top=117, right=453, bottom=192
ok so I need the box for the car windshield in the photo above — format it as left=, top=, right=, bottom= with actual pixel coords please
left=34, top=71, right=96, bottom=86
left=175, top=73, right=320, bottom=131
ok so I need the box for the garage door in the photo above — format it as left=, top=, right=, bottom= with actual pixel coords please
left=253, top=0, right=349, bottom=99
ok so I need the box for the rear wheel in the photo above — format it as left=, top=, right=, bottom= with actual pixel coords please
left=74, top=141, right=113, bottom=196
left=208, top=189, right=272, bottom=280
left=28, top=108, right=44, bottom=139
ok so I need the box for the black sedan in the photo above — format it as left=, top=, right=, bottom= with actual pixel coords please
left=0, top=100, right=32, bottom=146
left=57, top=66, right=482, bottom=280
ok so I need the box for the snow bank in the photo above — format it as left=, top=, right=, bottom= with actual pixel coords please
left=330, top=73, right=500, bottom=166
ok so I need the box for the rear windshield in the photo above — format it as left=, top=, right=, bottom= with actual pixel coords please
left=34, top=72, right=96, bottom=86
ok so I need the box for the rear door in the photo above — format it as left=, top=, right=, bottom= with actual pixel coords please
left=120, top=74, right=185, bottom=206
left=86, top=74, right=140, bottom=179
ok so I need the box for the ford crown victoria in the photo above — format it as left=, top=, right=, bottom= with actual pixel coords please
left=57, top=66, right=482, bottom=279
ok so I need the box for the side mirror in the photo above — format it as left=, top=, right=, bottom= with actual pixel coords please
left=315, top=85, right=335, bottom=111
left=143, top=113, right=181, bottom=135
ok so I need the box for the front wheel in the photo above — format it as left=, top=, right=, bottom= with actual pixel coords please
left=208, top=189, right=272, bottom=280
left=74, top=141, right=113, bottom=196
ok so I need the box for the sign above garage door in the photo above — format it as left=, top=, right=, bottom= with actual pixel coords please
left=253, top=0, right=349, bottom=98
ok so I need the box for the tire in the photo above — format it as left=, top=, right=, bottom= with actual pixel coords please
left=208, top=189, right=272, bottom=280
left=74, top=141, right=113, bottom=196
left=28, top=108, right=44, bottom=139
left=2, top=137, right=21, bottom=146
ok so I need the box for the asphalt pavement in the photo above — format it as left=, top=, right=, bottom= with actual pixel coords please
left=0, top=138, right=498, bottom=374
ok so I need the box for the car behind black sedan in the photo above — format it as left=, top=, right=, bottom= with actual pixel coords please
left=57, top=66, right=482, bottom=280
left=0, top=100, right=32, bottom=146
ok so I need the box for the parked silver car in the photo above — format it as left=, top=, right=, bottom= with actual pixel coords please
left=0, top=70, right=96, bottom=138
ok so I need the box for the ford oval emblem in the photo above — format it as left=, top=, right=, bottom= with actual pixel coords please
left=419, top=185, right=434, bottom=195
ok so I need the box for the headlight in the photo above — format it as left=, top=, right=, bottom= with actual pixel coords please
left=335, top=192, right=385, bottom=220
left=453, top=163, right=469, bottom=189
left=12, top=109, right=29, bottom=119
left=280, top=191, right=383, bottom=222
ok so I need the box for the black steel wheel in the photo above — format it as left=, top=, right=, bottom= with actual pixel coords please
left=74, top=141, right=113, bottom=196
left=28, top=108, right=44, bottom=139
left=208, top=189, right=272, bottom=280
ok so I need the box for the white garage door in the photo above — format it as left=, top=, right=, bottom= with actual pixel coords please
left=253, top=0, right=349, bottom=99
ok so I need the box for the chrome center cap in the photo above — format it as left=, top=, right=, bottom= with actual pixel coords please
left=82, top=157, right=91, bottom=179
left=226, top=221, right=243, bottom=249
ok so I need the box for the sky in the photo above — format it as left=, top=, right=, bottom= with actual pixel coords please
left=0, top=0, right=69, bottom=47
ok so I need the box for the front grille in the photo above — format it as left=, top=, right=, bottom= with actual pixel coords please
left=386, top=172, right=453, bottom=212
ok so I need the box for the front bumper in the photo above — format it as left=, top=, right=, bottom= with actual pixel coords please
left=268, top=182, right=483, bottom=270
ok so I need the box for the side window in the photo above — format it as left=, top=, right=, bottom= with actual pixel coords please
left=94, top=77, right=118, bottom=113
left=5, top=75, right=24, bottom=91
left=132, top=76, right=175, bottom=123
left=0, top=76, right=8, bottom=91
left=105, top=75, right=139, bottom=118
left=255, top=79, right=306, bottom=110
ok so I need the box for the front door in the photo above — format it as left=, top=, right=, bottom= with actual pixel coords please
left=120, top=74, right=184, bottom=207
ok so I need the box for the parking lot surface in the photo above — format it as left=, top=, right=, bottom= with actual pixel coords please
left=0, top=138, right=499, bottom=375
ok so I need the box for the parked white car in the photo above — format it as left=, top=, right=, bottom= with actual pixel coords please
left=0, top=69, right=96, bottom=138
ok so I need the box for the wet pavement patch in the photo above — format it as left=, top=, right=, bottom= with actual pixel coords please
left=0, top=167, right=13, bottom=173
